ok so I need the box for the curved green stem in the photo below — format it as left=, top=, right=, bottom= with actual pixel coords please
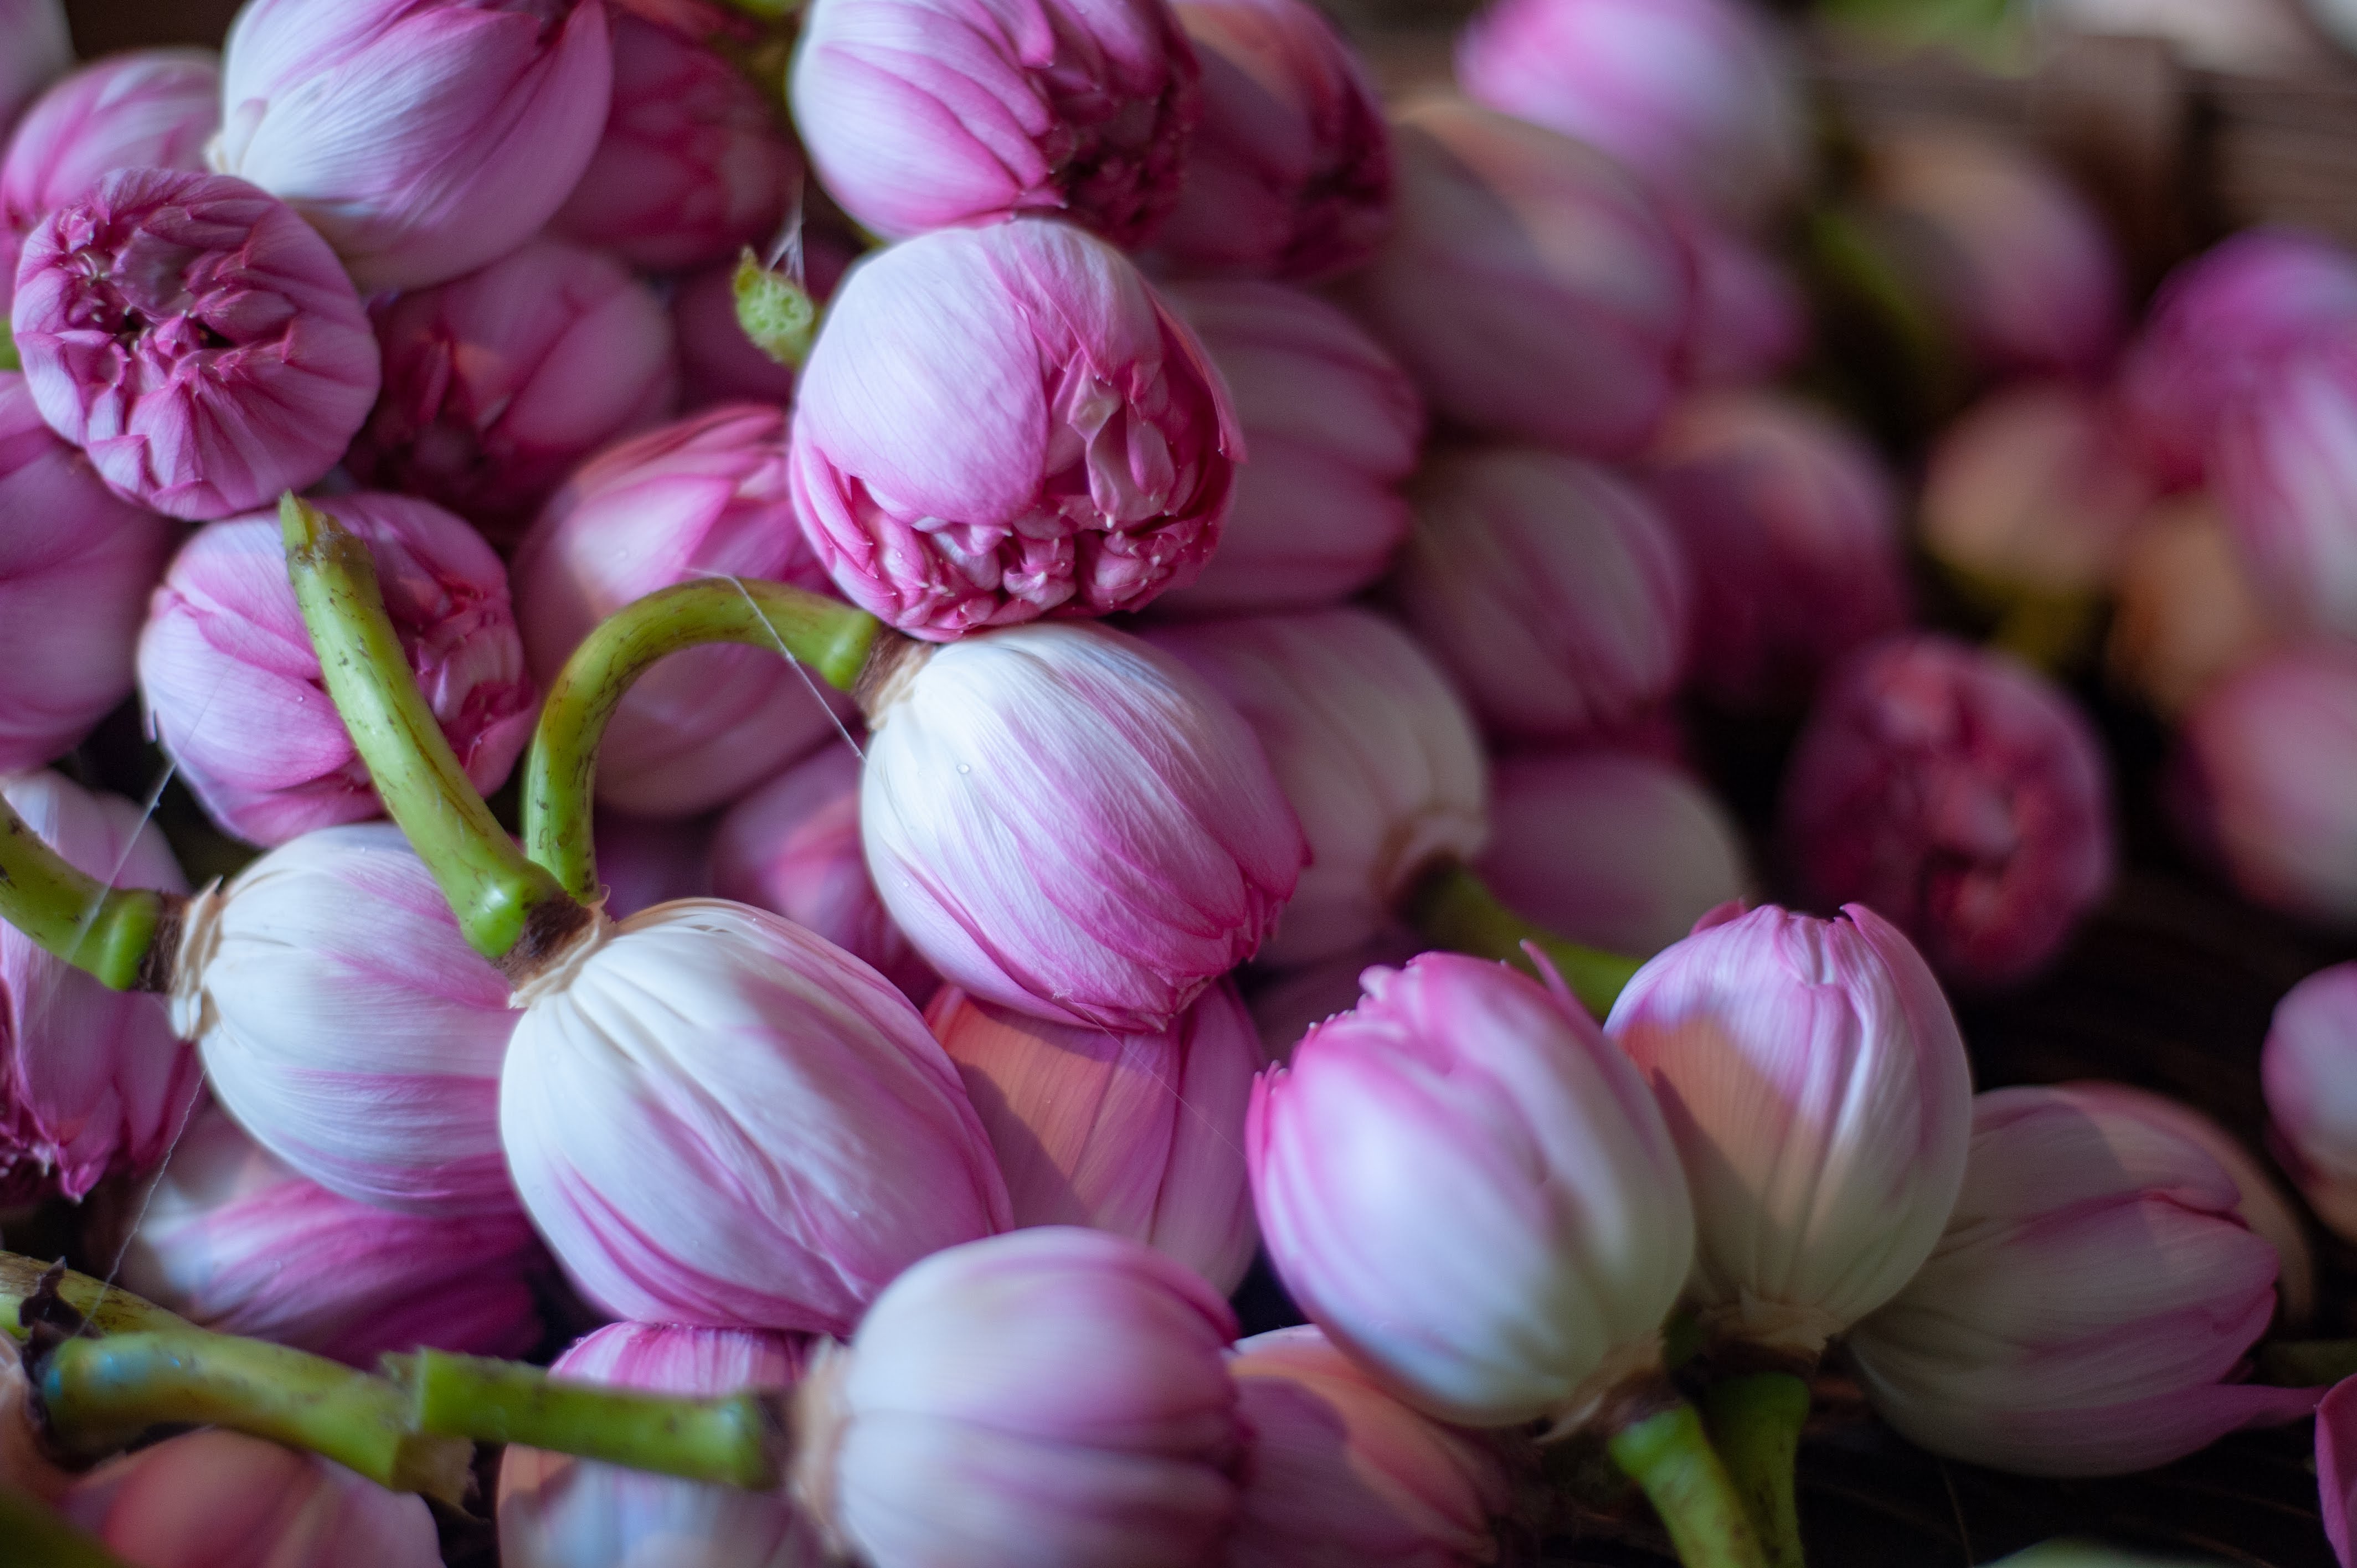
left=1403, top=862, right=1643, bottom=1020
left=522, top=579, right=879, bottom=902
left=0, top=1489, right=135, bottom=1568
left=0, top=798, right=166, bottom=992
left=2, top=1256, right=192, bottom=1345
left=1608, top=1401, right=1771, bottom=1568
left=1702, top=1373, right=1809, bottom=1568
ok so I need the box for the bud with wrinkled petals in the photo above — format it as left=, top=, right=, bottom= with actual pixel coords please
left=2108, top=494, right=2280, bottom=719
left=214, top=0, right=614, bottom=293
left=0, top=0, right=70, bottom=133
left=2264, top=962, right=2357, bottom=1244
left=2214, top=342, right=2357, bottom=639
left=1847, top=1084, right=2320, bottom=1477
left=140, top=494, right=536, bottom=847
left=789, top=1227, right=1242, bottom=1568
left=1923, top=381, right=2155, bottom=599
left=1252, top=952, right=1695, bottom=1427
left=861, top=621, right=1307, bottom=1033
left=11, top=168, right=379, bottom=520
left=790, top=220, right=1239, bottom=638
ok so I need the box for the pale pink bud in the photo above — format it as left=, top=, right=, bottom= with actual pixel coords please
left=1476, top=750, right=1751, bottom=959
left=1149, top=279, right=1422, bottom=617
left=1145, top=608, right=1486, bottom=967
left=0, top=769, right=194, bottom=1204
left=929, top=980, right=1262, bottom=1291
left=0, top=372, right=178, bottom=770
left=345, top=239, right=680, bottom=546
left=1252, top=952, right=1695, bottom=1427
left=1343, top=96, right=1694, bottom=457
left=1784, top=635, right=2113, bottom=988
left=1681, top=214, right=1806, bottom=387
left=1922, top=381, right=2155, bottom=596
left=1847, top=1084, right=2320, bottom=1476
left=2107, top=494, right=2281, bottom=719
left=1399, top=445, right=1691, bottom=741
left=594, top=809, right=713, bottom=922
left=2214, top=342, right=2357, bottom=638
left=790, top=220, right=1240, bottom=638
left=213, top=0, right=615, bottom=293
left=10, top=168, right=380, bottom=520
left=1644, top=389, right=1910, bottom=711
left=672, top=228, right=857, bottom=411
left=2264, top=962, right=2357, bottom=1244
left=1244, top=932, right=1418, bottom=1064
left=861, top=621, right=1307, bottom=1033
left=1227, top=1325, right=1512, bottom=1568
left=515, top=404, right=847, bottom=817
left=790, top=1227, right=1242, bottom=1568
left=140, top=493, right=536, bottom=847
left=0, top=0, right=71, bottom=135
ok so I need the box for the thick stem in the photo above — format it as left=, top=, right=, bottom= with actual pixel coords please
left=0, top=796, right=169, bottom=993
left=1608, top=1401, right=1772, bottom=1568
left=1701, top=1373, right=1809, bottom=1568
left=0, top=1489, right=136, bottom=1568
left=522, top=579, right=881, bottom=902
left=1403, top=861, right=1643, bottom=1020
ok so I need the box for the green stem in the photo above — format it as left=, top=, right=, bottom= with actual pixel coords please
left=522, top=578, right=879, bottom=902
left=1608, top=1401, right=1772, bottom=1568
left=0, top=1489, right=136, bottom=1568
left=1403, top=862, right=1643, bottom=1019
left=0, top=797, right=167, bottom=994
left=2256, top=1338, right=2357, bottom=1387
left=1, top=1256, right=192, bottom=1344
left=1701, top=1374, right=1809, bottom=1568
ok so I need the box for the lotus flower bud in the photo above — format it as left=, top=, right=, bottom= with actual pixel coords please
left=0, top=769, right=194, bottom=1204
left=0, top=373, right=178, bottom=770
left=1149, top=280, right=1422, bottom=617
left=0, top=0, right=70, bottom=134
left=344, top=240, right=680, bottom=546
left=213, top=0, right=614, bottom=293
left=1145, top=608, right=1485, bottom=967
left=929, top=980, right=1262, bottom=1291
left=594, top=810, right=713, bottom=922
left=1227, top=1325, right=1512, bottom=1568
left=1606, top=903, right=1972, bottom=1362
left=1682, top=215, right=1806, bottom=387
left=516, top=404, right=848, bottom=817
left=500, top=1323, right=821, bottom=1568
left=789, top=1227, right=1242, bottom=1568
left=789, top=220, right=1239, bottom=638
left=1922, top=381, right=2155, bottom=598
left=1644, top=389, right=1910, bottom=711
left=790, top=0, right=1200, bottom=246
left=1344, top=96, right=1692, bottom=457
left=2108, top=494, right=2280, bottom=718
left=2212, top=342, right=2357, bottom=638
left=1783, top=635, right=2113, bottom=988
left=1846, top=1084, right=2320, bottom=1476
left=1398, top=446, right=1691, bottom=742
left=10, top=168, right=379, bottom=520
left=140, top=494, right=536, bottom=848
left=2264, top=963, right=2357, bottom=1244
left=1252, top=952, right=1695, bottom=1427
left=1476, top=750, right=1750, bottom=959
left=1244, top=933, right=1418, bottom=1064
left=672, top=229, right=858, bottom=411
left=861, top=621, right=1307, bottom=1033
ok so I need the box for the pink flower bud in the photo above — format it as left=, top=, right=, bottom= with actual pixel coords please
left=1607, top=903, right=1972, bottom=1361
left=1145, top=608, right=1486, bottom=967
left=929, top=980, right=1262, bottom=1290
left=1149, top=280, right=1422, bottom=617
left=1681, top=215, right=1805, bottom=387
left=2264, top=963, right=2357, bottom=1244
left=140, top=493, right=536, bottom=847
left=0, top=372, right=178, bottom=770
left=2214, top=342, right=2357, bottom=638
left=2108, top=494, right=2280, bottom=719
left=1784, top=635, right=2113, bottom=988
left=213, top=0, right=615, bottom=293
left=0, top=769, right=194, bottom=1204
left=0, top=0, right=70, bottom=134
left=515, top=404, right=847, bottom=817
left=10, top=168, right=380, bottom=520
left=1227, top=1325, right=1512, bottom=1568
left=1644, top=389, right=1910, bottom=710
left=344, top=239, right=680, bottom=546
left=1922, top=381, right=2155, bottom=596
left=790, top=220, right=1239, bottom=638
left=1343, top=96, right=1693, bottom=457
left=1476, top=750, right=1751, bottom=958
left=594, top=809, right=713, bottom=922
left=1398, top=446, right=1691, bottom=741
left=790, top=0, right=1201, bottom=246
left=1846, top=1084, right=2320, bottom=1476
left=790, top=1227, right=1242, bottom=1568
left=861, top=621, right=1307, bottom=1033
left=1252, top=952, right=1695, bottom=1427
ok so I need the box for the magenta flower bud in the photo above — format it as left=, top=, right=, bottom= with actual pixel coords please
left=2265, top=963, right=2357, bottom=1245
left=1228, top=1325, right=1512, bottom=1568
left=1922, top=381, right=2154, bottom=598
left=213, top=0, right=615, bottom=293
left=1645, top=389, right=1910, bottom=711
left=594, top=810, right=713, bottom=922
left=789, top=1227, right=1242, bottom=1568
left=1399, top=445, right=1691, bottom=742
left=1145, top=608, right=1486, bottom=967
left=2214, top=343, right=2357, bottom=638
left=1150, top=280, right=1422, bottom=618
left=790, top=220, right=1239, bottom=639
left=1783, top=635, right=2114, bottom=989
left=344, top=239, right=680, bottom=546
left=10, top=167, right=380, bottom=521
left=1682, top=214, right=1805, bottom=387
left=140, top=493, right=536, bottom=847
left=0, top=0, right=70, bottom=134
left=790, top=0, right=1201, bottom=246
left=861, top=621, right=1307, bottom=1033
left=1344, top=96, right=1693, bottom=457
left=1252, top=953, right=1695, bottom=1427
left=0, top=770, right=194, bottom=1204
left=1846, top=1084, right=2320, bottom=1476
left=1476, top=750, right=1751, bottom=959
left=516, top=405, right=847, bottom=817
left=929, top=980, right=1262, bottom=1291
